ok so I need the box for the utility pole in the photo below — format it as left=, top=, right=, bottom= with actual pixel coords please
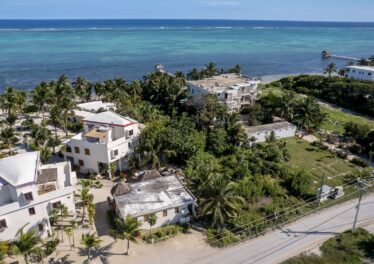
left=318, top=173, right=325, bottom=208
left=353, top=179, right=370, bottom=231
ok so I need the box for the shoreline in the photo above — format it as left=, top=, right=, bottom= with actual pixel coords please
left=260, top=72, right=323, bottom=84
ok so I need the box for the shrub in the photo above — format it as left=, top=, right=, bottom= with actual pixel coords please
left=336, top=150, right=348, bottom=159
left=205, top=228, right=241, bottom=247
left=350, top=157, right=368, bottom=168
left=142, top=224, right=187, bottom=243
left=45, top=239, right=59, bottom=256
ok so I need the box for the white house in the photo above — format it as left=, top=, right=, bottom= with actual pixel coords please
left=112, top=175, right=196, bottom=230
left=345, top=66, right=374, bottom=81
left=243, top=121, right=297, bottom=144
left=64, top=111, right=140, bottom=174
left=73, top=101, right=116, bottom=123
left=187, top=73, right=261, bottom=112
left=0, top=152, right=76, bottom=241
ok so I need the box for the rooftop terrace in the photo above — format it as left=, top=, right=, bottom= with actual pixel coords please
left=188, top=73, right=260, bottom=92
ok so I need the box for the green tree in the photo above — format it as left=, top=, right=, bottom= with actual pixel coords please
left=32, top=82, right=54, bottom=120
left=109, top=215, right=141, bottom=255
left=290, top=170, right=312, bottom=197
left=80, top=233, right=101, bottom=264
left=147, top=214, right=158, bottom=235
left=324, top=63, right=337, bottom=77
left=79, top=188, right=93, bottom=223
left=0, top=87, right=25, bottom=117
left=0, top=127, right=18, bottom=155
left=202, top=174, right=244, bottom=228
left=13, top=225, right=43, bottom=264
left=187, top=68, right=201, bottom=80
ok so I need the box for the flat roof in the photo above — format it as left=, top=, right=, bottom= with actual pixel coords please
left=114, top=175, right=195, bottom=217
left=346, top=65, right=374, bottom=71
left=73, top=110, right=95, bottom=118
left=77, top=101, right=115, bottom=112
left=188, top=73, right=260, bottom=92
left=83, top=111, right=137, bottom=127
left=243, top=122, right=296, bottom=134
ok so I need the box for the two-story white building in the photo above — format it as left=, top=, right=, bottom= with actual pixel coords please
left=0, top=152, right=76, bottom=241
left=112, top=174, right=196, bottom=229
left=187, top=73, right=261, bottom=112
left=345, top=66, right=374, bottom=81
left=64, top=111, right=140, bottom=175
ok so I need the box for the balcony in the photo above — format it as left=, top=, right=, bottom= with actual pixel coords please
left=37, top=183, right=57, bottom=195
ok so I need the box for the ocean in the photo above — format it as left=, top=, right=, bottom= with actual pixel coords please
left=0, top=19, right=374, bottom=90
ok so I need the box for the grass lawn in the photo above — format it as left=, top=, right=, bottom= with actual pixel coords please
left=321, top=106, right=374, bottom=133
left=284, top=137, right=358, bottom=188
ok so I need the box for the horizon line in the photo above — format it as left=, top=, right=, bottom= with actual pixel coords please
left=1, top=18, right=374, bottom=23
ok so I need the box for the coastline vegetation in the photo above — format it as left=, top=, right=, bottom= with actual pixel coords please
left=0, top=62, right=369, bottom=254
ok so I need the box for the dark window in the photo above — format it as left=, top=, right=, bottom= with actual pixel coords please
left=114, top=149, right=119, bottom=156
left=52, top=201, right=61, bottom=209
left=369, top=73, right=372, bottom=76
left=29, top=207, right=36, bottom=215
left=38, top=223, right=44, bottom=232
left=79, top=160, right=84, bottom=166
left=175, top=207, right=180, bottom=214
left=74, top=147, right=80, bottom=154
left=66, top=146, right=72, bottom=153
left=128, top=142, right=131, bottom=149
left=163, top=210, right=168, bottom=217
left=85, top=148, right=90, bottom=156
left=129, top=130, right=134, bottom=136
left=24, top=192, right=34, bottom=201
left=0, top=219, right=6, bottom=229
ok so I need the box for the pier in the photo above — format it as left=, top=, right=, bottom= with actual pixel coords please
left=321, top=51, right=360, bottom=61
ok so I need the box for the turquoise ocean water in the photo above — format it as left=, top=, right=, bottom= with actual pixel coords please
left=0, top=19, right=374, bottom=90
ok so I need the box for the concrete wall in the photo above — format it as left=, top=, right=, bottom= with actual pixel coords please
left=134, top=203, right=194, bottom=230
left=248, top=126, right=297, bottom=144
left=345, top=67, right=374, bottom=81
left=0, top=186, right=75, bottom=241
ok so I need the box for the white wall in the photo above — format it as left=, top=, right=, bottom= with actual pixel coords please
left=248, top=126, right=297, bottom=144
left=345, top=67, right=374, bottom=81
left=0, top=186, right=75, bottom=241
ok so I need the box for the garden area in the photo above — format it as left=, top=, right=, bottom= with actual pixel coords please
left=283, top=137, right=358, bottom=187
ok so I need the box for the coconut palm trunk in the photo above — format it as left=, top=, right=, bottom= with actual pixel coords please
left=126, top=239, right=130, bottom=255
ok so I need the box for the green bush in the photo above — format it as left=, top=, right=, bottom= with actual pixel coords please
left=142, top=224, right=187, bottom=243
left=205, top=228, right=241, bottom=247
left=350, top=157, right=368, bottom=168
left=44, top=239, right=59, bottom=256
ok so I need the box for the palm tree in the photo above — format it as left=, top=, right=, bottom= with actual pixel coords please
left=40, top=147, right=52, bottom=163
left=73, top=76, right=90, bottom=102
left=109, top=215, right=141, bottom=255
left=80, top=188, right=93, bottom=223
left=203, top=62, right=219, bottom=77
left=0, top=87, right=25, bottom=117
left=128, top=80, right=143, bottom=104
left=81, top=233, right=102, bottom=264
left=33, top=82, right=54, bottom=120
left=13, top=225, right=43, bottom=264
left=202, top=174, right=244, bottom=229
left=0, top=127, right=18, bottom=155
left=65, top=227, right=73, bottom=249
left=147, top=214, right=157, bottom=235
left=324, top=63, right=337, bottom=77
left=187, top=68, right=201, bottom=80
left=69, top=220, right=77, bottom=247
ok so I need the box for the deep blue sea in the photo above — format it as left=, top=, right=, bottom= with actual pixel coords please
left=1, top=19, right=374, bottom=90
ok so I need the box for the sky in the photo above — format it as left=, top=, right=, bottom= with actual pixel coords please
left=0, top=0, right=373, bottom=22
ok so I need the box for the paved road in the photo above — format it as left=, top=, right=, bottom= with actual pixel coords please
left=191, top=194, right=374, bottom=264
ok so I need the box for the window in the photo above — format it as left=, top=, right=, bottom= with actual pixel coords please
left=128, top=142, right=131, bottom=149
left=52, top=201, right=61, bottom=209
left=74, top=147, right=80, bottom=154
left=129, top=130, right=134, bottom=136
left=163, top=210, right=168, bottom=217
left=79, top=160, right=84, bottom=166
left=114, top=149, right=119, bottom=156
left=0, top=219, right=7, bottom=229
left=144, top=215, right=148, bottom=221
left=66, top=146, right=72, bottom=153
left=38, top=223, right=44, bottom=232
left=175, top=207, right=180, bottom=214
left=369, top=73, right=372, bottom=76
left=29, top=207, right=36, bottom=215
left=85, top=148, right=90, bottom=156
left=24, top=192, right=34, bottom=202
